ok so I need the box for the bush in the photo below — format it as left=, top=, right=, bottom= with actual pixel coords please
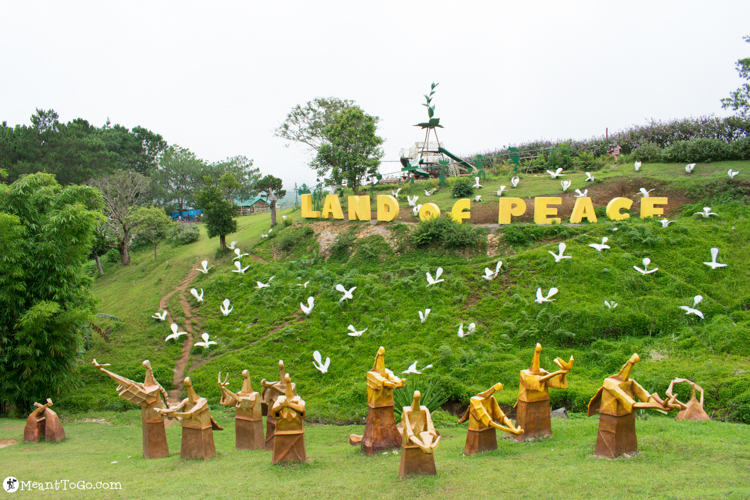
left=411, top=215, right=486, bottom=249
left=451, top=177, right=474, bottom=198
left=104, top=248, right=121, bottom=263
left=277, top=225, right=315, bottom=252
left=168, top=223, right=200, bottom=245
left=663, top=138, right=732, bottom=163
left=502, top=224, right=579, bottom=246
left=631, top=142, right=664, bottom=163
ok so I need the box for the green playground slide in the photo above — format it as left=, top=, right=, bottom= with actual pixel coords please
left=438, top=147, right=476, bottom=171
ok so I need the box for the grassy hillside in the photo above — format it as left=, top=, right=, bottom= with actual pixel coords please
left=61, top=160, right=750, bottom=426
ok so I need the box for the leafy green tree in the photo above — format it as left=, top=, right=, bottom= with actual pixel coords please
left=132, top=206, right=174, bottom=260
left=195, top=173, right=240, bottom=250
left=205, top=155, right=260, bottom=202
left=152, top=146, right=205, bottom=214
left=254, top=174, right=286, bottom=226
left=89, top=226, right=109, bottom=276
left=722, top=36, right=750, bottom=119
left=312, top=107, right=384, bottom=194
left=274, top=97, right=355, bottom=151
left=0, top=173, right=103, bottom=413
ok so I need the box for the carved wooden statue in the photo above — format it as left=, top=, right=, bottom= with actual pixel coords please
left=399, top=391, right=440, bottom=477
left=514, top=343, right=573, bottom=441
left=218, top=370, right=264, bottom=450
left=24, top=399, right=65, bottom=443
left=458, top=383, right=523, bottom=455
left=261, top=360, right=297, bottom=452
left=270, top=374, right=306, bottom=464
left=157, top=377, right=223, bottom=460
left=349, top=346, right=406, bottom=455
left=93, top=359, right=170, bottom=458
left=666, top=378, right=710, bottom=421
left=588, top=354, right=675, bottom=458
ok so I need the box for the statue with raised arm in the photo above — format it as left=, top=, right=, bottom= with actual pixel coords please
left=218, top=370, right=264, bottom=450
left=156, top=377, right=223, bottom=460
left=666, top=378, right=710, bottom=421
left=458, top=383, right=523, bottom=455
left=514, top=343, right=573, bottom=441
left=399, top=391, right=441, bottom=477
left=24, top=398, right=65, bottom=443
left=349, top=346, right=406, bottom=455
left=92, top=359, right=169, bottom=458
left=270, top=374, right=306, bottom=464
left=260, top=360, right=297, bottom=451
left=588, top=353, right=677, bottom=457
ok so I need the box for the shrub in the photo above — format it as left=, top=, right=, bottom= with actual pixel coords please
left=451, top=177, right=474, bottom=198
left=168, top=223, right=200, bottom=245
left=104, top=248, right=121, bottom=263
left=663, top=138, right=732, bottom=163
left=631, top=142, right=664, bottom=163
left=411, top=215, right=486, bottom=249
left=328, top=228, right=357, bottom=261
left=393, top=377, right=448, bottom=417
left=502, top=224, right=579, bottom=246
left=277, top=225, right=315, bottom=252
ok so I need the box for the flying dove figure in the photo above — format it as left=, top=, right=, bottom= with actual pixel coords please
left=634, top=161, right=642, bottom=171
left=703, top=248, right=727, bottom=269
left=547, top=168, right=565, bottom=179
left=511, top=176, right=520, bottom=188
left=195, top=260, right=212, bottom=274
left=604, top=300, right=618, bottom=309
left=300, top=297, right=314, bottom=316
left=426, top=267, right=444, bottom=287
left=402, top=361, right=433, bottom=375
left=220, top=299, right=233, bottom=316
left=574, top=189, right=588, bottom=198
left=561, top=180, right=572, bottom=192
left=227, top=241, right=237, bottom=250
left=233, top=261, right=250, bottom=274
left=496, top=186, right=507, bottom=196
left=418, top=309, right=431, bottom=324
left=585, top=172, right=595, bottom=182
left=535, top=287, right=558, bottom=304
left=336, top=284, right=356, bottom=302
left=260, top=229, right=272, bottom=238
left=313, top=350, right=330, bottom=374
left=549, top=243, right=572, bottom=263
left=407, top=195, right=419, bottom=207
left=679, top=295, right=704, bottom=319
left=190, top=288, right=204, bottom=303
left=232, top=248, right=249, bottom=261
left=658, top=219, right=674, bottom=228
left=633, top=257, right=658, bottom=275
left=166, top=323, right=187, bottom=342
left=728, top=169, right=740, bottom=179
left=685, top=163, right=696, bottom=173
left=482, top=261, right=502, bottom=281
left=424, top=189, right=436, bottom=197
left=392, top=188, right=402, bottom=198
left=694, top=207, right=718, bottom=218
left=589, top=237, right=610, bottom=252
left=637, top=188, right=655, bottom=197
left=474, top=195, right=482, bottom=202
left=413, top=204, right=422, bottom=217
left=194, top=333, right=217, bottom=349
left=347, top=325, right=368, bottom=337
left=473, top=177, right=482, bottom=189
left=256, top=276, right=275, bottom=289
left=152, top=310, right=168, bottom=321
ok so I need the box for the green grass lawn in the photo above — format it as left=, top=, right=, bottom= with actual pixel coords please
left=1, top=411, right=748, bottom=499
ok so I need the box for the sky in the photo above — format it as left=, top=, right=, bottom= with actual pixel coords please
left=2, top=1, right=749, bottom=191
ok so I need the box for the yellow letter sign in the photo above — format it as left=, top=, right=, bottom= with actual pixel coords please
left=570, top=197, right=597, bottom=224
left=450, top=199, right=471, bottom=224
left=640, top=197, right=668, bottom=219
left=377, top=195, right=399, bottom=222
left=301, top=194, right=321, bottom=218
left=534, top=198, right=562, bottom=225
left=606, top=197, right=633, bottom=221
left=320, top=194, right=344, bottom=220
left=499, top=198, right=527, bottom=225
left=348, top=196, right=371, bottom=221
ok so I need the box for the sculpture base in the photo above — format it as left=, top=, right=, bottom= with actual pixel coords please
left=272, top=432, right=306, bottom=464
left=180, top=426, right=216, bottom=460
left=398, top=446, right=437, bottom=477
left=464, top=427, right=497, bottom=455
left=594, top=412, right=637, bottom=458
left=675, top=404, right=710, bottom=421
left=514, top=399, right=552, bottom=441
left=265, top=417, right=276, bottom=451
left=236, top=419, right=265, bottom=450
left=142, top=419, right=169, bottom=458
left=360, top=405, right=402, bottom=455
left=23, top=419, right=45, bottom=443
left=24, top=413, right=65, bottom=444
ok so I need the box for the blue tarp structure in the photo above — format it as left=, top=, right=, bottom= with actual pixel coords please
left=168, top=209, right=202, bottom=221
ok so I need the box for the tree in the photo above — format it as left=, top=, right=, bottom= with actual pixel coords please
left=152, top=146, right=205, bottom=214
left=722, top=36, right=750, bottom=120
left=89, top=226, right=109, bottom=276
left=205, top=155, right=260, bottom=202
left=254, top=175, right=286, bottom=226
left=312, top=107, right=384, bottom=194
left=89, top=169, right=151, bottom=266
left=195, top=174, right=239, bottom=250
left=0, top=173, right=103, bottom=413
left=132, top=206, right=174, bottom=260
left=274, top=97, right=356, bottom=151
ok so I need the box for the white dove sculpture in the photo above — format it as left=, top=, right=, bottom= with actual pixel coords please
left=426, top=267, right=444, bottom=287
left=282, top=215, right=288, bottom=220
left=220, top=299, right=233, bottom=316
left=392, top=188, right=402, bottom=198
left=336, top=284, right=357, bottom=302
left=549, top=242, right=572, bottom=263
left=256, top=276, right=275, bottom=289
left=313, top=350, right=330, bottom=374
left=634, top=161, right=642, bottom=171
left=728, top=169, right=740, bottom=179
left=296, top=280, right=310, bottom=288
left=473, top=177, right=482, bottom=189
left=511, top=176, right=520, bottom=188
left=679, top=295, right=704, bottom=319
left=685, top=163, right=696, bottom=173
left=300, top=296, right=314, bottom=316
left=347, top=325, right=368, bottom=337
left=190, top=288, right=204, bottom=303
left=232, top=248, right=249, bottom=261
left=574, top=189, right=588, bottom=198
left=424, top=189, right=436, bottom=197
left=585, top=172, right=595, bottom=182
left=703, top=248, right=727, bottom=269
left=589, top=237, right=610, bottom=252
left=474, top=195, right=482, bottom=202
left=535, top=287, right=558, bottom=304
left=418, top=309, right=431, bottom=324
left=496, top=186, right=507, bottom=196
left=561, top=180, right=572, bottom=192
left=194, top=333, right=217, bottom=349
left=260, top=229, right=272, bottom=238
left=227, top=241, right=238, bottom=250
left=482, top=261, right=502, bottom=281
left=604, top=300, right=618, bottom=310
left=166, top=323, right=187, bottom=342
left=402, top=361, right=433, bottom=375
left=658, top=219, right=674, bottom=228
left=637, top=188, right=655, bottom=197
left=413, top=204, right=422, bottom=217
left=547, top=168, right=565, bottom=179
left=694, top=207, right=718, bottom=218
left=633, top=257, right=658, bottom=275
left=195, top=260, right=212, bottom=274
left=233, top=261, right=250, bottom=274
left=407, top=195, right=419, bottom=207
left=152, top=310, right=168, bottom=321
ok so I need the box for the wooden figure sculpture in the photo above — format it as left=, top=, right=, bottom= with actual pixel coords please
left=666, top=378, right=710, bottom=421
left=218, top=370, right=264, bottom=450
left=23, top=399, right=65, bottom=443
left=399, top=391, right=440, bottom=477
left=514, top=343, right=573, bottom=441
left=261, top=360, right=297, bottom=451
left=458, top=383, right=523, bottom=455
left=156, top=377, right=223, bottom=460
left=349, top=346, right=406, bottom=455
left=270, top=374, right=306, bottom=464
left=588, top=353, right=676, bottom=458
left=92, top=359, right=169, bottom=458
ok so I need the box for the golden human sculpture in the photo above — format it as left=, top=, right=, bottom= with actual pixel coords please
left=399, top=391, right=440, bottom=477
left=218, top=370, right=264, bottom=450
left=666, top=378, right=710, bottom=421
left=270, top=374, right=307, bottom=464
left=23, top=399, right=65, bottom=443
left=156, top=377, right=223, bottom=460
left=349, top=346, right=406, bottom=455
left=261, top=360, right=297, bottom=451
left=588, top=353, right=676, bottom=457
left=514, top=343, right=573, bottom=441
left=458, top=383, right=523, bottom=455
left=92, top=359, right=170, bottom=458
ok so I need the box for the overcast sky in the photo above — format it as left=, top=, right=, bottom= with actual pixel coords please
left=2, top=1, right=749, bottom=190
